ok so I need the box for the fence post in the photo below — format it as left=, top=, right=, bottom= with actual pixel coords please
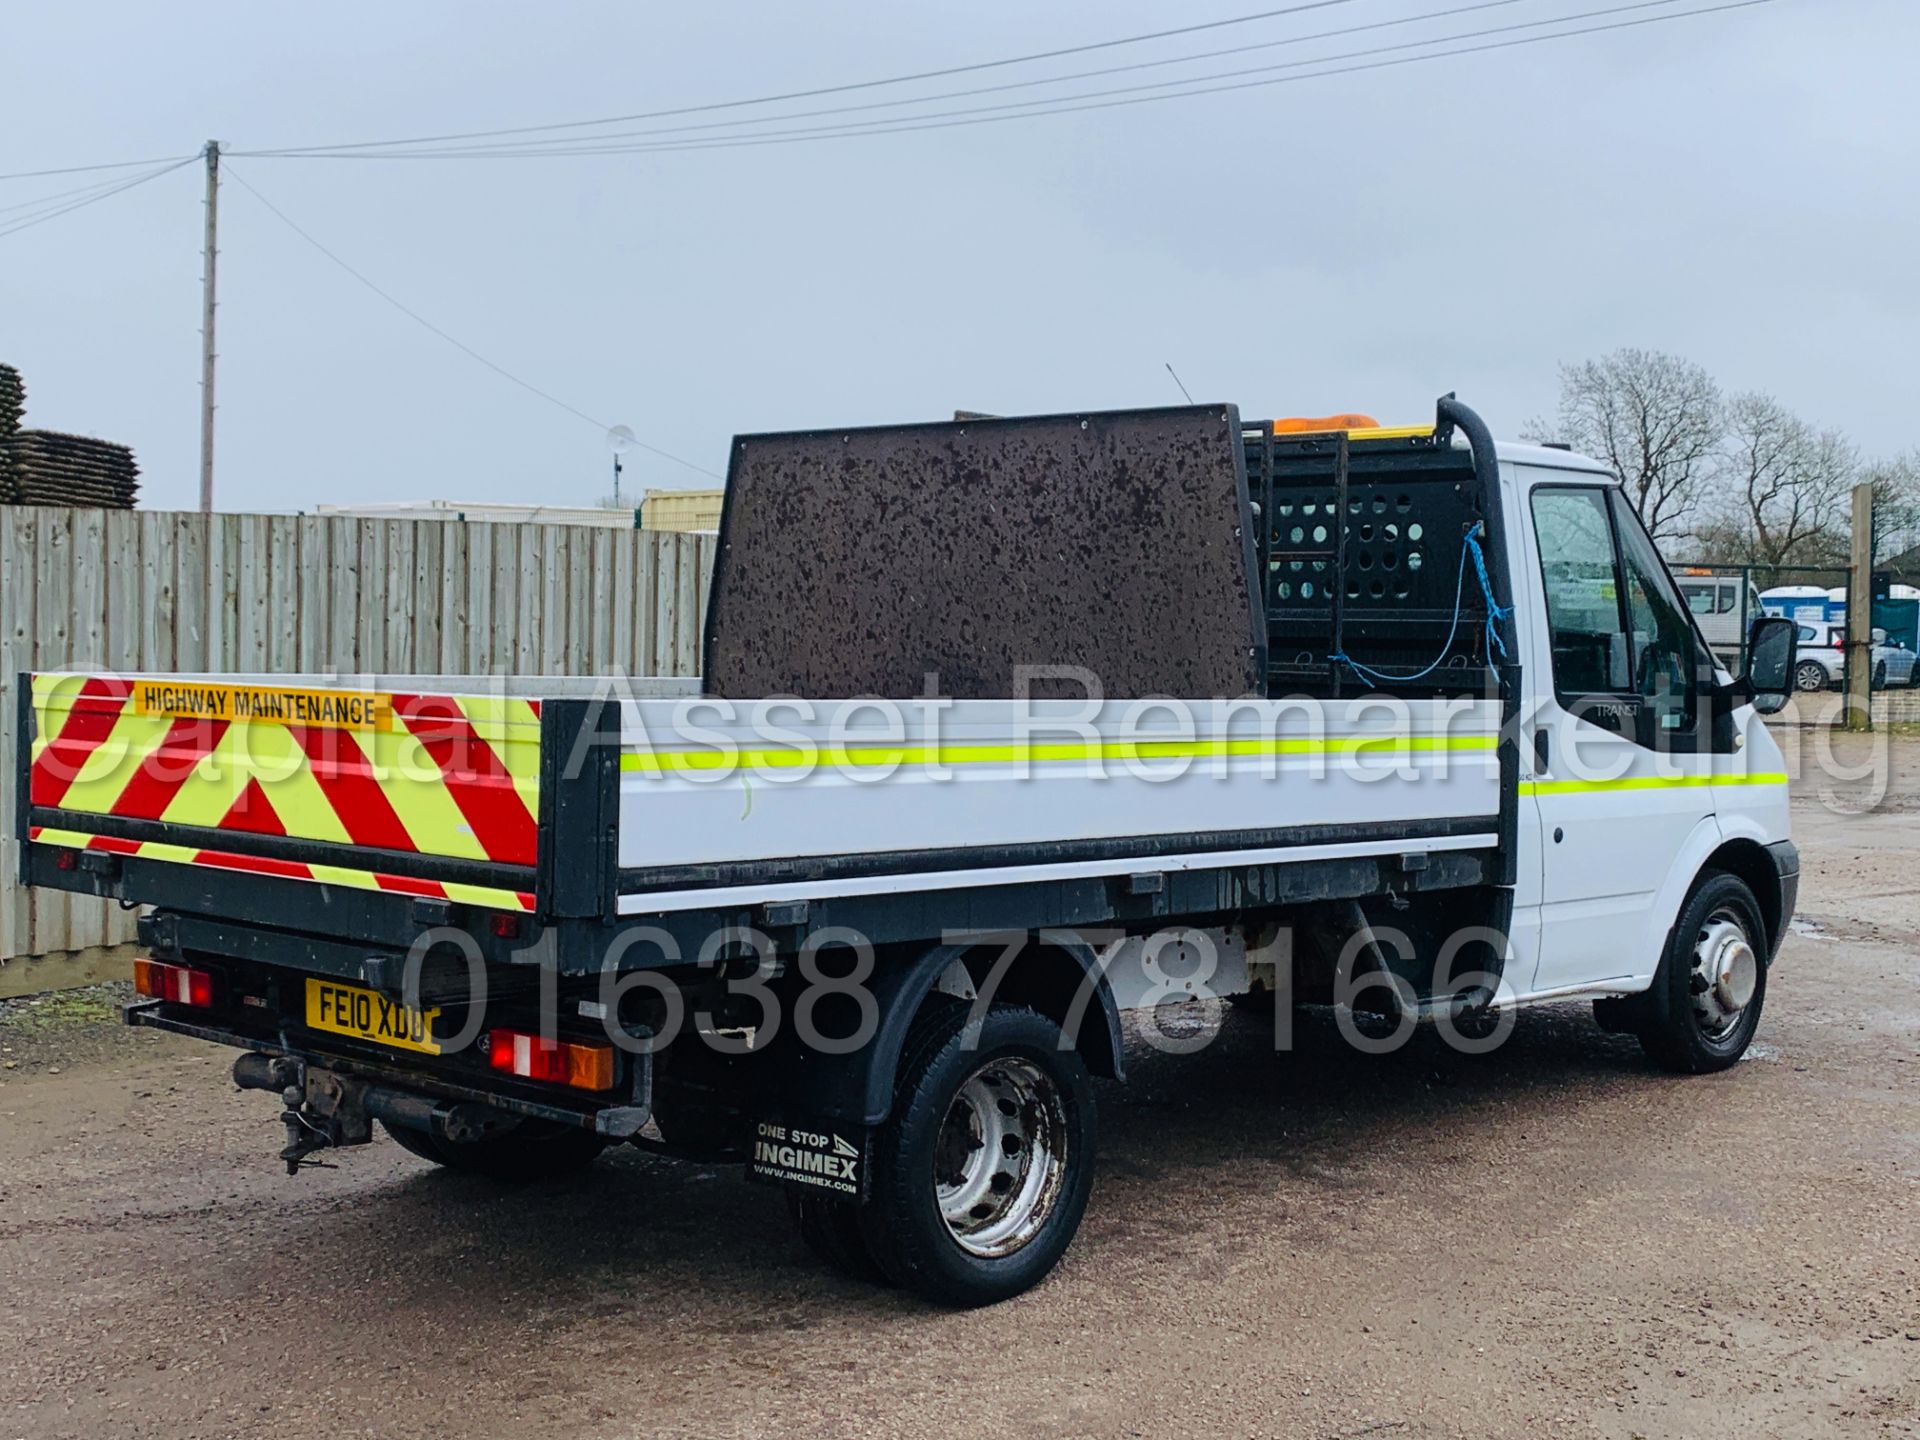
left=1844, top=482, right=1874, bottom=732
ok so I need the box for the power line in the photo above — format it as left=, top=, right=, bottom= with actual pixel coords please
left=0, top=154, right=195, bottom=182
left=219, top=163, right=722, bottom=481
left=0, top=168, right=159, bottom=218
left=324, top=0, right=1778, bottom=162
left=18, top=0, right=1779, bottom=179
left=235, top=0, right=1366, bottom=157
left=0, top=158, right=197, bottom=241
left=248, top=0, right=1543, bottom=159
left=316, top=0, right=1697, bottom=160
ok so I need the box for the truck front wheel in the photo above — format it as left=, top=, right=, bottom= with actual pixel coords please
left=380, top=1118, right=608, bottom=1181
left=857, top=1002, right=1096, bottom=1306
left=1635, top=870, right=1769, bottom=1074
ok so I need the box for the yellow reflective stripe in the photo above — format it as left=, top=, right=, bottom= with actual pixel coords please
left=39, top=831, right=201, bottom=866
left=620, top=734, right=1498, bottom=774
left=1520, top=772, right=1788, bottom=796
left=31, top=833, right=531, bottom=911
left=135, top=840, right=202, bottom=866
left=307, top=862, right=384, bottom=891
left=30, top=826, right=96, bottom=847
left=451, top=694, right=543, bottom=800
left=355, top=726, right=491, bottom=861
left=1347, top=424, right=1436, bottom=441
left=250, top=731, right=356, bottom=845
left=53, top=709, right=173, bottom=811
left=158, top=720, right=260, bottom=828
left=29, top=673, right=69, bottom=765
left=442, top=881, right=531, bottom=910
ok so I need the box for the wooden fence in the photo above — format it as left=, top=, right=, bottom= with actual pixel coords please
left=0, top=506, right=714, bottom=982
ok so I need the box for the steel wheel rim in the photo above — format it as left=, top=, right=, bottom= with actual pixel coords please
left=1690, top=906, right=1758, bottom=1042
left=933, top=1056, right=1068, bottom=1259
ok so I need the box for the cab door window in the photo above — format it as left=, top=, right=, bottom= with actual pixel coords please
left=1531, top=484, right=1710, bottom=749
left=1531, top=488, right=1629, bottom=695
left=1610, top=489, right=1704, bottom=740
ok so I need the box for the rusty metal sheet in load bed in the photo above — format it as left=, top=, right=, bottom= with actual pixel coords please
left=702, top=405, right=1263, bottom=699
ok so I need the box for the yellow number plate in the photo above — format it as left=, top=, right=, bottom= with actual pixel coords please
left=305, top=978, right=442, bottom=1055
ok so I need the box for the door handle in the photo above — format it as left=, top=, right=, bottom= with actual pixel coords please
left=1533, top=730, right=1550, bottom=774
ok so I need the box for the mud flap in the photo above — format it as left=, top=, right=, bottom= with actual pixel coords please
left=745, top=1117, right=869, bottom=1202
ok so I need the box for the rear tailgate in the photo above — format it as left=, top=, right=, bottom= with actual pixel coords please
left=22, top=672, right=542, bottom=916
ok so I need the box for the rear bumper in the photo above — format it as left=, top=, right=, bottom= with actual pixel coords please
left=1765, top=839, right=1799, bottom=959
left=124, top=1001, right=651, bottom=1137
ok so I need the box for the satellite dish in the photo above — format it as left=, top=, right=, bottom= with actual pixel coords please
left=606, top=424, right=637, bottom=455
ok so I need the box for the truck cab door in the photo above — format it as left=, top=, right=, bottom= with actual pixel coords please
left=1519, top=482, right=1723, bottom=997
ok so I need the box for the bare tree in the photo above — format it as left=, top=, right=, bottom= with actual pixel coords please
left=1526, top=348, right=1722, bottom=542
left=1709, top=392, right=1855, bottom=568
left=1862, top=452, right=1920, bottom=580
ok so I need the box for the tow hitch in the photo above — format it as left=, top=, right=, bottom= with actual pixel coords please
left=231, top=1053, right=518, bottom=1174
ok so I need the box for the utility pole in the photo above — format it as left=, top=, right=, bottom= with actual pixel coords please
left=198, top=139, right=220, bottom=514
left=1844, top=480, right=1874, bottom=732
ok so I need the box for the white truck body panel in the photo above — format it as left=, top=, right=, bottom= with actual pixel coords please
left=614, top=698, right=1501, bottom=914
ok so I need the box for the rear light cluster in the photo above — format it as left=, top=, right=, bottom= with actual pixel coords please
left=487, top=1028, right=614, bottom=1092
left=134, top=958, right=214, bottom=1008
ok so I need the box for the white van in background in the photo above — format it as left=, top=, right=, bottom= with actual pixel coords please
left=1677, top=573, right=1764, bottom=668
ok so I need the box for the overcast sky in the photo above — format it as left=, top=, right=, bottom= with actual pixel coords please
left=2, top=0, right=1910, bottom=514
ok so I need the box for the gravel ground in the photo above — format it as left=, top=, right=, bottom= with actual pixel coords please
left=0, top=736, right=1915, bottom=1439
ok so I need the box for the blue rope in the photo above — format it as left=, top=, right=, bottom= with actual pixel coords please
left=1466, top=525, right=1512, bottom=661
left=1329, top=523, right=1509, bottom=688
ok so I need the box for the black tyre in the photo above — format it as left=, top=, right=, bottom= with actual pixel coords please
left=380, top=1118, right=608, bottom=1181
left=1793, top=660, right=1828, bottom=693
left=1635, top=870, right=1769, bottom=1074
left=787, top=1191, right=890, bottom=1284
left=1874, top=661, right=1888, bottom=689
left=858, top=1001, right=1095, bottom=1307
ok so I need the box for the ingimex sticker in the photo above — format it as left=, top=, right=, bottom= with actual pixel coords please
left=747, top=1120, right=865, bottom=1198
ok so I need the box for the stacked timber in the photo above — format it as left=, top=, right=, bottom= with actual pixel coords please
left=0, top=363, right=22, bottom=434
left=0, top=364, right=21, bottom=500
left=0, top=429, right=141, bottom=508
left=0, top=362, right=141, bottom=508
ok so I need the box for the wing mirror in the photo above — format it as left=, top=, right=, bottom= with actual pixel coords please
left=1744, top=615, right=1797, bottom=715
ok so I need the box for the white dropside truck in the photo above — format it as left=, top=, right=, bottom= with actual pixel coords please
left=19, top=398, right=1801, bottom=1305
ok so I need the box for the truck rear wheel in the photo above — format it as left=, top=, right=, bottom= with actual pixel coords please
left=380, top=1118, right=608, bottom=1181
left=1635, top=870, right=1768, bottom=1074
left=857, top=1001, right=1095, bottom=1307
left=787, top=1191, right=889, bottom=1284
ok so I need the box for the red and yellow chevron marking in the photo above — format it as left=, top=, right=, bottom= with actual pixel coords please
left=29, top=826, right=535, bottom=912
left=28, top=675, right=542, bottom=900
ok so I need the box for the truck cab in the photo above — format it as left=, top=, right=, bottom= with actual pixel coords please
left=1500, top=445, right=1795, bottom=1005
